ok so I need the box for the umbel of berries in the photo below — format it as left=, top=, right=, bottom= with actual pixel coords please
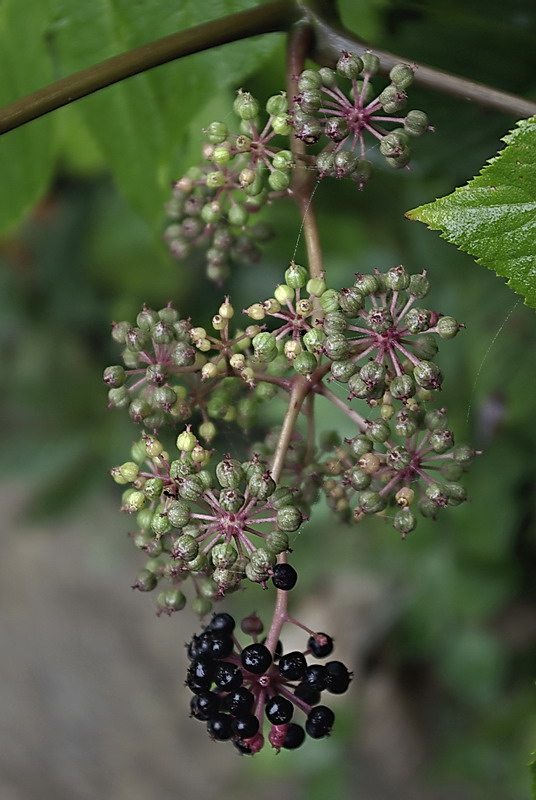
left=293, top=51, right=432, bottom=188
left=186, top=613, right=352, bottom=754
left=164, top=90, right=295, bottom=282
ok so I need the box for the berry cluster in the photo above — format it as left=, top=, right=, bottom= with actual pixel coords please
left=322, top=264, right=462, bottom=400
left=187, top=613, right=352, bottom=754
left=104, top=298, right=286, bottom=433
left=113, top=440, right=304, bottom=614
left=293, top=51, right=431, bottom=187
left=321, top=409, right=475, bottom=535
left=164, top=91, right=295, bottom=282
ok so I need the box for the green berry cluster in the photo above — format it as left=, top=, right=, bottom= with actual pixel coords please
left=293, top=51, right=431, bottom=188
left=245, top=262, right=329, bottom=379
left=164, top=91, right=295, bottom=282
left=104, top=299, right=285, bottom=434
left=113, top=433, right=303, bottom=614
left=321, top=265, right=463, bottom=401
left=321, top=408, right=475, bottom=535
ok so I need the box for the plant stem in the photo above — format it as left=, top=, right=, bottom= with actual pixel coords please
left=0, top=1, right=296, bottom=135
left=2, top=1, right=533, bottom=136
left=316, top=383, right=368, bottom=431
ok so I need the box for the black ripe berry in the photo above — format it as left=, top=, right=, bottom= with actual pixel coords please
left=206, top=635, right=234, bottom=660
left=187, top=657, right=215, bottom=693
left=207, top=612, right=236, bottom=636
left=265, top=694, right=294, bottom=725
left=223, top=687, right=255, bottom=716
left=305, top=705, right=335, bottom=739
left=294, top=683, right=321, bottom=706
left=278, top=650, right=307, bottom=681
left=213, top=661, right=243, bottom=691
left=272, top=563, right=298, bottom=591
left=241, top=643, right=272, bottom=675
left=283, top=722, right=306, bottom=750
left=325, top=660, right=352, bottom=694
left=303, top=664, right=328, bottom=691
left=207, top=712, right=233, bottom=740
left=231, top=713, right=260, bottom=739
left=190, top=691, right=220, bottom=721
left=307, top=632, right=334, bottom=658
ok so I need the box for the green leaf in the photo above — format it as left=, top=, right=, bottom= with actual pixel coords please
left=46, top=0, right=282, bottom=228
left=0, top=0, right=57, bottom=235
left=406, top=116, right=536, bottom=308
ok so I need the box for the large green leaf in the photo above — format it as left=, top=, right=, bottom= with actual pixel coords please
left=46, top=0, right=282, bottom=228
left=0, top=0, right=57, bottom=235
left=407, top=117, right=536, bottom=308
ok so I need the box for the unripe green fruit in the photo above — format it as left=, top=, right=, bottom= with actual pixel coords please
left=248, top=471, right=276, bottom=499
left=211, top=542, right=238, bottom=568
left=103, top=365, right=126, bottom=387
left=269, top=169, right=291, bottom=191
left=358, top=490, right=387, bottom=514
left=303, top=328, right=326, bottom=353
left=324, top=118, right=350, bottom=142
left=324, top=311, right=348, bottom=335
left=144, top=477, right=163, bottom=499
left=191, top=596, right=213, bottom=616
left=270, top=486, right=294, bottom=509
left=319, top=67, right=337, bottom=87
left=360, top=361, right=386, bottom=390
left=277, top=505, right=302, bottom=532
left=354, top=273, right=379, bottom=295
left=348, top=467, right=372, bottom=490
left=386, top=445, right=411, bottom=470
left=339, top=287, right=363, bottom=314
left=170, top=458, right=195, bottom=480
left=390, top=374, right=416, bottom=400
left=157, top=588, right=186, bottom=613
left=294, top=351, right=318, bottom=376
left=405, top=307, right=432, bottom=334
left=178, top=476, right=204, bottom=501
left=123, top=490, right=146, bottom=513
left=206, top=170, right=226, bottom=188
left=219, top=489, right=244, bottom=514
left=227, top=203, right=249, bottom=227
left=134, top=569, right=158, bottom=592
left=245, top=562, right=267, bottom=584
left=361, top=52, right=380, bottom=75
left=413, top=360, right=443, bottom=390
left=349, top=434, right=373, bottom=457
left=201, top=201, right=222, bottom=224
left=271, top=114, right=292, bottom=135
left=151, top=513, right=172, bottom=537
left=330, top=358, right=357, bottom=383
left=252, top=331, right=278, bottom=362
left=266, top=93, right=288, bottom=115
left=298, top=69, right=322, bottom=91
left=367, top=419, right=391, bottom=443
left=437, top=316, right=460, bottom=339
left=440, top=461, right=462, bottom=481
left=306, top=277, right=327, bottom=297
left=425, top=483, right=449, bottom=507
left=445, top=482, right=467, bottom=505
left=167, top=500, right=191, bottom=528
left=137, top=508, right=154, bottom=531
left=389, top=63, right=414, bottom=89
left=172, top=534, right=199, bottom=561
left=404, top=110, right=429, bottom=136
left=380, top=133, right=408, bottom=158
left=347, top=373, right=368, bottom=399
left=294, top=117, right=322, bottom=144
left=408, top=272, right=430, bottom=298
left=367, top=307, right=393, bottom=334
left=320, top=289, right=341, bottom=313
left=379, top=85, right=407, bottom=114
left=144, top=537, right=164, bottom=558
left=316, top=152, right=335, bottom=176
left=250, top=547, right=276, bottom=571
left=324, top=333, right=349, bottom=361
left=393, top=507, right=416, bottom=535
left=285, top=262, right=308, bottom=289
left=452, top=445, right=475, bottom=465
left=272, top=150, right=294, bottom=170
left=385, top=264, right=410, bottom=291
left=216, top=458, right=243, bottom=489
left=336, top=51, right=363, bottom=79
left=299, top=88, right=322, bottom=112
left=430, top=429, right=454, bottom=454
left=265, top=530, right=290, bottom=554
left=205, top=121, right=228, bottom=144
left=412, top=335, right=439, bottom=360
left=233, top=91, right=259, bottom=120
left=393, top=410, right=418, bottom=438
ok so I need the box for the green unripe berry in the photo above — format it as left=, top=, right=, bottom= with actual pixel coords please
left=272, top=150, right=294, bottom=171
left=134, top=569, right=158, bottom=592
left=144, top=477, right=163, bottom=500
left=103, top=365, right=126, bottom=387
left=172, top=534, right=199, bottom=561
left=380, top=133, right=409, bottom=159
left=361, top=52, right=380, bottom=75
left=390, top=374, right=416, bottom=400
left=445, top=482, right=467, bottom=505
left=339, top=287, right=363, bottom=314
left=324, top=333, right=349, bottom=361
left=316, top=152, right=335, bottom=176
left=151, top=513, right=172, bottom=537
left=385, top=264, right=410, bottom=291
left=379, top=85, right=407, bottom=114
left=298, top=69, right=322, bottom=91
left=199, top=421, right=217, bottom=442
left=413, top=360, right=443, bottom=390
left=269, top=169, right=291, bottom=191
left=205, top=121, right=228, bottom=144
left=389, top=63, right=415, bottom=89
left=285, top=262, right=308, bottom=289
left=227, top=204, right=249, bottom=227
left=320, top=289, right=341, bottom=312
left=430, top=429, right=454, bottom=454
left=112, top=321, right=131, bottom=345
left=354, top=273, right=379, bottom=295
left=252, top=331, right=278, bottom=362
left=119, top=461, right=139, bottom=482
left=408, top=272, right=430, bottom=298
left=191, top=596, right=213, bottom=616
left=274, top=284, right=294, bottom=304
left=330, top=358, right=357, bottom=383
left=167, top=500, right=191, bottom=528
left=250, top=547, right=276, bottom=571
left=277, top=505, right=302, bottom=532
left=266, top=93, right=288, bottom=115
left=360, top=361, right=386, bottom=391
left=177, top=475, right=204, bottom=501
left=393, top=410, right=418, bottom=438
left=211, top=542, right=238, bottom=568
left=206, top=170, right=226, bottom=189
left=294, top=351, right=317, bottom=376
left=437, top=316, right=460, bottom=339
left=412, top=335, right=439, bottom=360
left=425, top=483, right=449, bottom=507
left=294, top=117, right=322, bottom=144
left=367, top=419, right=391, bottom=443
left=405, top=307, right=432, bottom=334
left=386, top=445, right=411, bottom=470
left=452, top=445, right=475, bottom=465
left=351, top=158, right=373, bottom=188
left=349, top=434, right=373, bottom=457
left=358, top=490, right=387, bottom=514
left=348, top=467, right=372, bottom=490
left=334, top=151, right=358, bottom=177
left=324, top=117, right=350, bottom=143
left=393, top=507, right=417, bottom=536
left=157, top=588, right=186, bottom=613
left=302, top=328, right=325, bottom=353
left=404, top=110, right=429, bottom=136
left=245, top=563, right=267, bottom=584
left=324, top=311, right=348, bottom=335
left=318, top=67, right=337, bottom=87
left=299, top=89, right=322, bottom=112
left=270, top=486, right=294, bottom=509
left=336, top=51, right=363, bottom=79
left=271, top=114, right=292, bottom=135
left=367, top=307, right=393, bottom=334
left=201, top=201, right=222, bottom=224
left=216, top=458, right=244, bottom=489
left=123, top=490, right=146, bottom=513
left=153, top=386, right=177, bottom=410
left=219, top=489, right=244, bottom=514
left=265, top=530, right=290, bottom=554
left=233, top=91, right=259, bottom=120
left=347, top=373, right=368, bottom=399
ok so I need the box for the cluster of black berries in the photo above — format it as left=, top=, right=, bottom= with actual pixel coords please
left=186, top=613, right=352, bottom=753
left=164, top=91, right=295, bottom=282
left=293, top=51, right=431, bottom=188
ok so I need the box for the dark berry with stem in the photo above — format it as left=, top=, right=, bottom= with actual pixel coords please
left=272, top=563, right=298, bottom=591
left=207, top=713, right=234, bottom=741
left=190, top=691, right=220, bottom=721
left=241, top=643, right=272, bottom=675
left=278, top=651, right=307, bottom=681
left=283, top=723, right=306, bottom=750
left=305, top=706, right=335, bottom=738
left=308, top=633, right=334, bottom=658
left=265, top=695, right=294, bottom=725
left=325, top=661, right=352, bottom=694
left=232, top=714, right=260, bottom=739
left=207, top=612, right=236, bottom=635
left=223, top=688, right=255, bottom=716
left=213, top=662, right=243, bottom=691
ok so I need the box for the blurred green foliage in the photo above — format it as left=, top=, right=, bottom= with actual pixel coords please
left=0, top=1, right=535, bottom=799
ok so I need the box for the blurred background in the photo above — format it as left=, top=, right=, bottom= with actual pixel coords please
left=0, top=1, right=535, bottom=798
